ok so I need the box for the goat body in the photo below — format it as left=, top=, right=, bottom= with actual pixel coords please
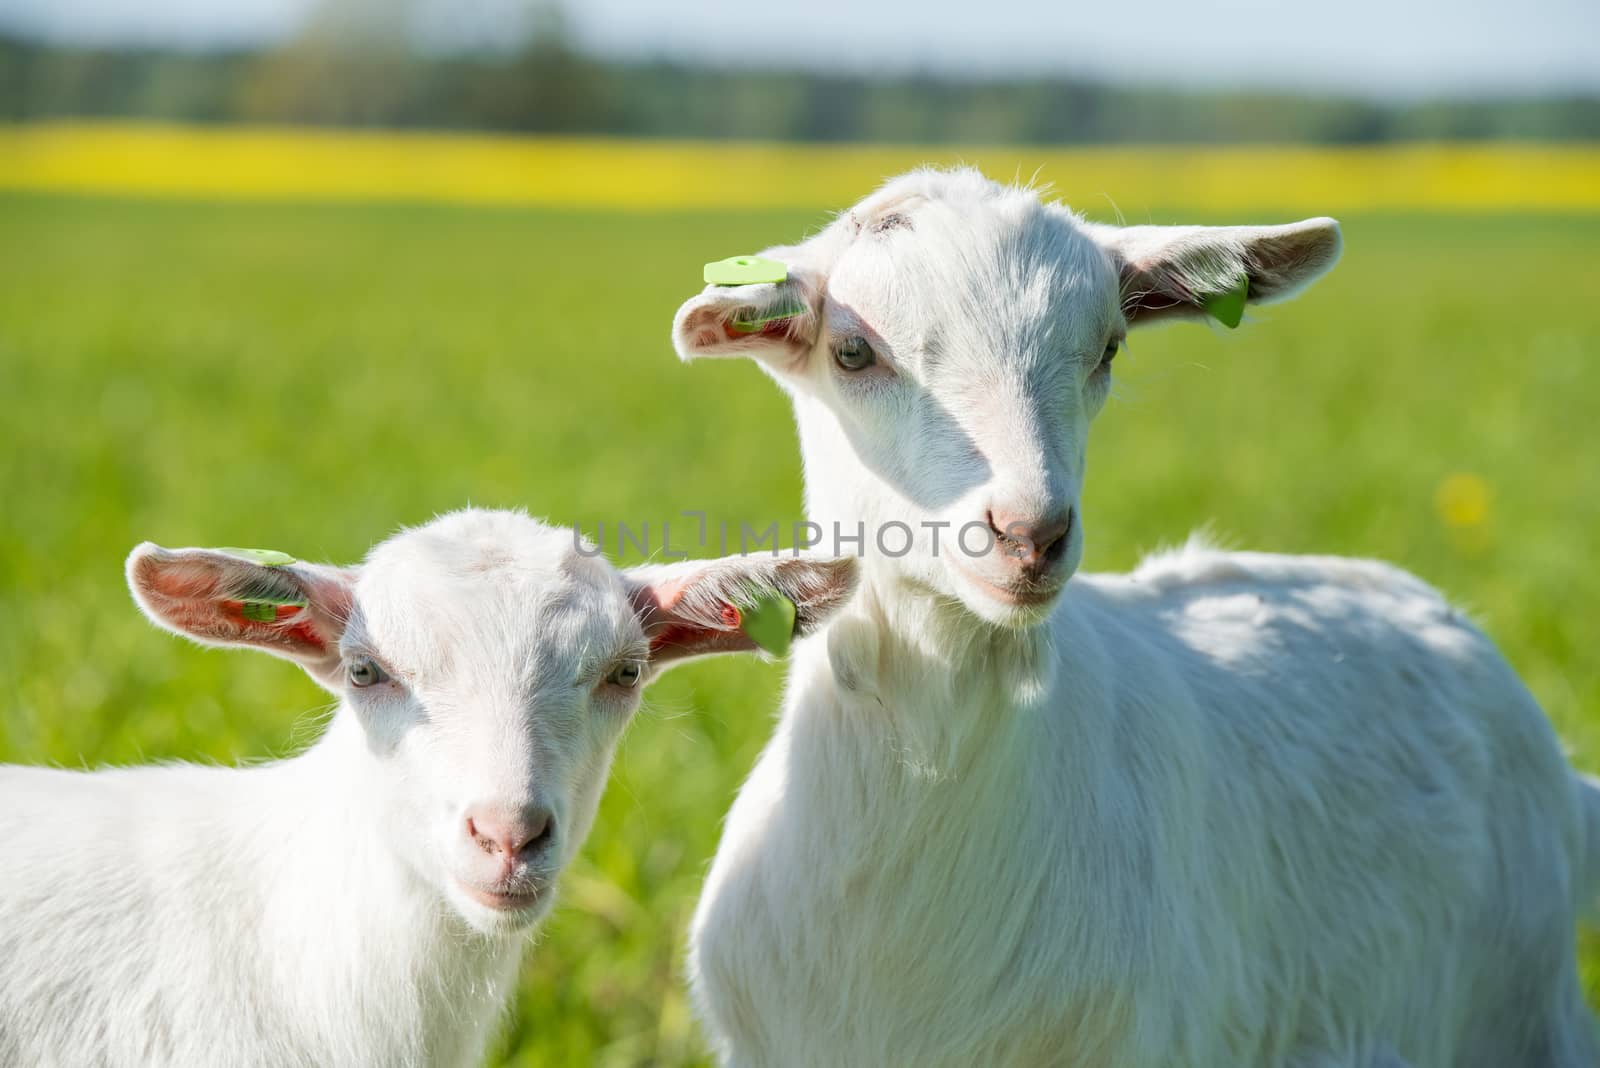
left=674, top=170, right=1600, bottom=1067
left=692, top=546, right=1600, bottom=1066
left=0, top=722, right=523, bottom=1068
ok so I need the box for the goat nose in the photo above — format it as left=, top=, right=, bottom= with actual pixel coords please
left=987, top=507, right=1073, bottom=570
left=464, top=803, right=555, bottom=860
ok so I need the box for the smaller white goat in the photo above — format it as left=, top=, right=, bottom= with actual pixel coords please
left=0, top=508, right=855, bottom=1068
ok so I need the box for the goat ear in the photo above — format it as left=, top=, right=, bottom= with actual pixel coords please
left=625, top=554, right=858, bottom=669
left=1088, top=218, right=1341, bottom=328
left=126, top=544, right=357, bottom=686
left=671, top=247, right=824, bottom=370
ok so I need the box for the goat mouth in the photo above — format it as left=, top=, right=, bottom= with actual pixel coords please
left=458, top=882, right=545, bottom=913
left=952, top=565, right=1064, bottom=608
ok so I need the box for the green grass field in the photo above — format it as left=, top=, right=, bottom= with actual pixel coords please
left=2, top=193, right=1598, bottom=1064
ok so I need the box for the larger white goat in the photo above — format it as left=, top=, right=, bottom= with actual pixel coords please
left=0, top=508, right=854, bottom=1068
left=672, top=169, right=1600, bottom=1067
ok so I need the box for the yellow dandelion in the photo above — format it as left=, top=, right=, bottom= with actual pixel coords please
left=1434, top=473, right=1491, bottom=529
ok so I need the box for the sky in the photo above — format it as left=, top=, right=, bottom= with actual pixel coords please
left=3, top=0, right=1598, bottom=98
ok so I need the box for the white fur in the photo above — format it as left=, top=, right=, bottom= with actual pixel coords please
left=0, top=509, right=854, bottom=1067
left=674, top=170, right=1600, bottom=1067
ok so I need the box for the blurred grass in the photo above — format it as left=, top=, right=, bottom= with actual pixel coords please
left=1, top=185, right=1598, bottom=1064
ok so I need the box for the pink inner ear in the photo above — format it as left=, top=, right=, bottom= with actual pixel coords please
left=680, top=296, right=805, bottom=352
left=722, top=317, right=798, bottom=340
left=648, top=619, right=754, bottom=660
left=218, top=600, right=327, bottom=653
left=1122, top=262, right=1197, bottom=320
left=649, top=621, right=707, bottom=655
left=146, top=563, right=223, bottom=601
left=632, top=576, right=747, bottom=659
left=644, top=599, right=740, bottom=652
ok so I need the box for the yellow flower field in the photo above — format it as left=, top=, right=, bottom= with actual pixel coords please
left=3, top=121, right=1598, bottom=213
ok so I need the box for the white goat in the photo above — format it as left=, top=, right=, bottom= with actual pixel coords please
left=0, top=508, right=855, bottom=1068
left=673, top=168, right=1600, bottom=1067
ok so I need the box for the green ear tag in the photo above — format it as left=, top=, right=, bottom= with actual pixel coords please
left=1203, top=275, right=1249, bottom=329
left=739, top=591, right=798, bottom=657
left=215, top=547, right=296, bottom=567
left=704, top=255, right=788, bottom=287
left=730, top=298, right=808, bottom=333
left=237, top=586, right=309, bottom=619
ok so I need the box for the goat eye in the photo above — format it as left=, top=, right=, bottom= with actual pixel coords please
left=348, top=657, right=388, bottom=688
left=606, top=661, right=642, bottom=689
left=1097, top=339, right=1121, bottom=373
left=833, top=336, right=877, bottom=372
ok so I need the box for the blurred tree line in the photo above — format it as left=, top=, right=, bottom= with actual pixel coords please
left=2, top=1, right=1596, bottom=142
